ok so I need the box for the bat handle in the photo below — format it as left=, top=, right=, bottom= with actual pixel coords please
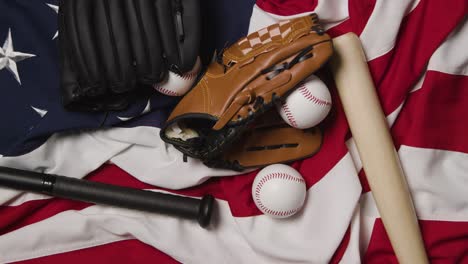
left=0, top=166, right=214, bottom=228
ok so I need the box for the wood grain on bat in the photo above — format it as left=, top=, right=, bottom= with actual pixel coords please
left=329, top=33, right=428, bottom=264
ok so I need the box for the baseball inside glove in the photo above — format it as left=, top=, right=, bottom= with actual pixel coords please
left=160, top=14, right=333, bottom=171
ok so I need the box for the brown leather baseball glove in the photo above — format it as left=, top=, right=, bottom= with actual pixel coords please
left=160, top=14, right=333, bottom=171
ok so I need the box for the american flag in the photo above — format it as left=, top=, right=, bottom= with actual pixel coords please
left=0, top=0, right=467, bottom=263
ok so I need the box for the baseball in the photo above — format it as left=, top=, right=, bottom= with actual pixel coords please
left=154, top=56, right=202, bottom=96
left=252, top=164, right=307, bottom=218
left=276, top=75, right=332, bottom=129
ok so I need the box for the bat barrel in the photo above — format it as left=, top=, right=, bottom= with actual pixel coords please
left=0, top=166, right=214, bottom=228
left=330, top=33, right=428, bottom=263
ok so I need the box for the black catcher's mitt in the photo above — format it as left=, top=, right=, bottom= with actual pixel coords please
left=58, top=0, right=201, bottom=111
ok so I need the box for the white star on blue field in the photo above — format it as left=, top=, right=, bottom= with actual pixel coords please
left=0, top=28, right=36, bottom=85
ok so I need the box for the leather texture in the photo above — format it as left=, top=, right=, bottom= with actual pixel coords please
left=204, top=109, right=323, bottom=170
left=160, top=14, right=333, bottom=171
left=58, top=0, right=201, bottom=111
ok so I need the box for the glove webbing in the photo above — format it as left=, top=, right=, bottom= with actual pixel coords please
left=261, top=45, right=314, bottom=80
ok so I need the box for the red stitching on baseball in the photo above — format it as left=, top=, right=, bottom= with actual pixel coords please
left=154, top=85, right=182, bottom=96
left=297, top=84, right=331, bottom=106
left=177, top=71, right=198, bottom=81
left=254, top=173, right=305, bottom=217
left=281, top=103, right=298, bottom=127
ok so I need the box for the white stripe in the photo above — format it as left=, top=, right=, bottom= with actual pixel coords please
left=360, top=0, right=421, bottom=60
left=410, top=71, right=427, bottom=93
left=108, top=128, right=246, bottom=189
left=0, top=130, right=129, bottom=205
left=358, top=211, right=378, bottom=259
left=0, top=189, right=51, bottom=206
left=409, top=17, right=468, bottom=94
left=338, top=206, right=363, bottom=264
left=386, top=102, right=405, bottom=127
left=427, top=16, right=468, bottom=76
left=235, top=154, right=362, bottom=263
left=0, top=154, right=362, bottom=263
left=400, top=146, right=468, bottom=221
left=0, top=194, right=254, bottom=264
left=343, top=145, right=468, bottom=258
left=0, top=126, right=245, bottom=207
left=358, top=146, right=468, bottom=256
left=399, top=16, right=468, bottom=97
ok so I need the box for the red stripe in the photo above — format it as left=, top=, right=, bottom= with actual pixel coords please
left=358, top=170, right=371, bottom=194
left=356, top=72, right=468, bottom=194
left=326, top=20, right=352, bottom=38
left=256, top=0, right=318, bottom=16
left=392, top=72, right=468, bottom=153
left=0, top=198, right=90, bottom=236
left=256, top=0, right=376, bottom=38
left=343, top=0, right=466, bottom=194
left=13, top=239, right=179, bottom=264
left=330, top=225, right=351, bottom=264
left=0, top=165, right=156, bottom=236
left=368, top=0, right=466, bottom=115
left=348, top=0, right=376, bottom=36
left=365, top=219, right=468, bottom=263
left=0, top=164, right=234, bottom=234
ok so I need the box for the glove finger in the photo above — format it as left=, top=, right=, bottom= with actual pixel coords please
left=123, top=0, right=166, bottom=85
left=94, top=0, right=136, bottom=93
left=155, top=0, right=201, bottom=73
left=103, top=94, right=130, bottom=111
left=61, top=0, right=104, bottom=96
left=59, top=37, right=100, bottom=111
left=58, top=44, right=106, bottom=112
left=58, top=2, right=79, bottom=110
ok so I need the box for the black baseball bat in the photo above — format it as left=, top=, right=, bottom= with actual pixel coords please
left=0, top=166, right=214, bottom=228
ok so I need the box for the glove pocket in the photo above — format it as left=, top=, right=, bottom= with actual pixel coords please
left=221, top=122, right=323, bottom=170
left=160, top=113, right=241, bottom=161
left=204, top=109, right=324, bottom=171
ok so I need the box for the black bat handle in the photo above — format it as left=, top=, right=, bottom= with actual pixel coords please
left=0, top=166, right=214, bottom=228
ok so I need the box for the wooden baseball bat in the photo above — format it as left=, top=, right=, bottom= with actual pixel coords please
left=329, top=33, right=428, bottom=263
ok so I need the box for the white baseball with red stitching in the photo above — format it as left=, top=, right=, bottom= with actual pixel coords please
left=252, top=164, right=307, bottom=218
left=276, top=75, right=332, bottom=129
left=154, top=57, right=202, bottom=97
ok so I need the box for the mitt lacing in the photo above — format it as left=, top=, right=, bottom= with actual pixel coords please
left=260, top=45, right=314, bottom=80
